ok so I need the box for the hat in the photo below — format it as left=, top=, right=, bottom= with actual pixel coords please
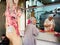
left=48, top=14, right=54, bottom=17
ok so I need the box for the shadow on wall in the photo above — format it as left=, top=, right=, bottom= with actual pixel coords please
left=54, top=15, right=60, bottom=32
left=0, top=1, right=6, bottom=38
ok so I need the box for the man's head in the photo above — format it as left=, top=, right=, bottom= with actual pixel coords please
left=48, top=14, right=54, bottom=21
left=1, top=34, right=6, bottom=39
left=29, top=17, right=37, bottom=25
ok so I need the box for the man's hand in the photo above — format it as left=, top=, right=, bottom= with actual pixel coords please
left=44, top=24, right=51, bottom=27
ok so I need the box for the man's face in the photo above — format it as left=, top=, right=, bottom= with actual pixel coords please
left=49, top=17, right=53, bottom=21
left=2, top=36, right=5, bottom=39
left=32, top=19, right=37, bottom=25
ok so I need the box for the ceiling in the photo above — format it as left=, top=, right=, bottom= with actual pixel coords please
left=38, top=0, right=60, bottom=5
left=1, top=0, right=60, bottom=5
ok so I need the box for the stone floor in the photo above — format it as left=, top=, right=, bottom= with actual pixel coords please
left=36, top=40, right=60, bottom=45
left=36, top=32, right=60, bottom=45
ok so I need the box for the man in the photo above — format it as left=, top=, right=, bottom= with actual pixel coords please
left=24, top=17, right=39, bottom=45
left=0, top=34, right=10, bottom=45
left=44, top=14, right=55, bottom=32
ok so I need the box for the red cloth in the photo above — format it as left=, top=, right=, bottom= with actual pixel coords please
left=27, top=19, right=31, bottom=24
